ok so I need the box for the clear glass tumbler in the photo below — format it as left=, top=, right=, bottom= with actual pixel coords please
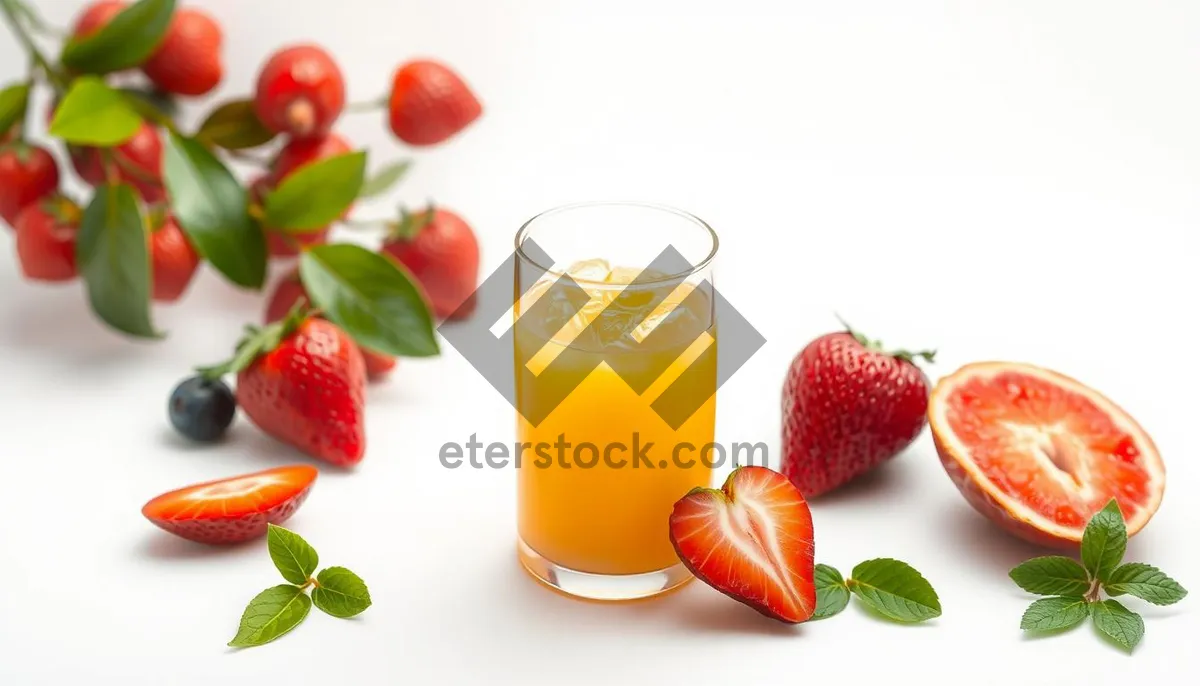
left=513, top=202, right=719, bottom=600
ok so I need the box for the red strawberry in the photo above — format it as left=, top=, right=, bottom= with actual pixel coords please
left=15, top=194, right=81, bottom=282
left=388, top=60, right=482, bottom=146
left=669, top=466, right=817, bottom=624
left=71, top=122, right=165, bottom=203
left=247, top=173, right=331, bottom=258
left=264, top=269, right=397, bottom=381
left=70, top=0, right=126, bottom=38
left=141, top=7, right=224, bottom=97
left=150, top=216, right=200, bottom=302
left=234, top=317, right=367, bottom=466
left=254, top=45, right=345, bottom=139
left=781, top=324, right=934, bottom=497
left=381, top=207, right=479, bottom=320
left=141, top=465, right=317, bottom=545
left=0, top=143, right=60, bottom=227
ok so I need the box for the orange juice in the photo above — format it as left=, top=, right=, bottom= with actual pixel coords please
left=515, top=260, right=716, bottom=576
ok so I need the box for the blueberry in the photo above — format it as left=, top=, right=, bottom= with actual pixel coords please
left=169, top=376, right=236, bottom=442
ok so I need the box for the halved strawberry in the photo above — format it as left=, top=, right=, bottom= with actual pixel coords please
left=141, top=465, right=317, bottom=544
left=669, top=466, right=817, bottom=623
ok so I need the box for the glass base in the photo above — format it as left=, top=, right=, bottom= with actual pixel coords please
left=518, top=539, right=693, bottom=601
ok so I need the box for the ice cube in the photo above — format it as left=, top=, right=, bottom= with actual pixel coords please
left=566, top=258, right=611, bottom=283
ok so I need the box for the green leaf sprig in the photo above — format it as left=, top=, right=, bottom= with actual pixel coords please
left=229, top=524, right=371, bottom=648
left=812, top=558, right=941, bottom=623
left=1010, top=498, right=1187, bottom=652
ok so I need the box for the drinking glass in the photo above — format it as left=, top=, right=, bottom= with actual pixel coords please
left=513, top=202, right=719, bottom=600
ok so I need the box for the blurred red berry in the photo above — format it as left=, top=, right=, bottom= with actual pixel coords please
left=254, top=45, right=345, bottom=139
left=264, top=269, right=397, bottom=380
left=141, top=8, right=224, bottom=97
left=150, top=217, right=200, bottom=302
left=388, top=60, right=481, bottom=146
left=0, top=144, right=60, bottom=228
left=71, top=122, right=165, bottom=203
left=381, top=207, right=479, bottom=320
left=15, top=195, right=81, bottom=282
left=70, top=0, right=126, bottom=38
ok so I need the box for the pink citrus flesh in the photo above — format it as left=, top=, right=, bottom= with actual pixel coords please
left=929, top=362, right=1164, bottom=548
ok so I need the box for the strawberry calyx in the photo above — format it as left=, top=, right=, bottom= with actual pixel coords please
left=387, top=201, right=436, bottom=242
left=0, top=138, right=33, bottom=161
left=146, top=203, right=170, bottom=232
left=40, top=193, right=82, bottom=225
left=836, top=315, right=936, bottom=365
left=197, top=302, right=315, bottom=381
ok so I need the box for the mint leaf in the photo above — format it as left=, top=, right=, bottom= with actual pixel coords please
left=1104, top=563, right=1188, bottom=606
left=1009, top=556, right=1091, bottom=597
left=266, top=524, right=319, bottom=586
left=228, top=585, right=311, bottom=648
left=300, top=244, right=439, bottom=357
left=1019, top=596, right=1089, bottom=633
left=77, top=184, right=160, bottom=338
left=1090, top=599, right=1144, bottom=652
left=1081, top=499, right=1127, bottom=583
left=311, top=567, right=372, bottom=618
left=195, top=99, right=275, bottom=150
left=847, top=558, right=941, bottom=623
left=49, top=77, right=142, bottom=146
left=812, top=564, right=850, bottom=620
left=163, top=133, right=266, bottom=289
left=60, top=0, right=175, bottom=74
left=358, top=160, right=412, bottom=200
left=265, top=151, right=367, bottom=231
left=0, top=82, right=30, bottom=136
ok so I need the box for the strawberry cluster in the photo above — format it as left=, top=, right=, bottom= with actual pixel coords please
left=1, top=0, right=482, bottom=332
left=1, top=0, right=486, bottom=524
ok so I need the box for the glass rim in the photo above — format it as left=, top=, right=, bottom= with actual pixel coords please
left=513, top=201, right=719, bottom=287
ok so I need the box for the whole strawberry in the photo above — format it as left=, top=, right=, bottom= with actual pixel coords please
left=15, top=194, right=81, bottom=282
left=150, top=216, right=200, bottom=302
left=388, top=60, right=481, bottom=146
left=0, top=143, right=60, bottom=227
left=264, top=269, right=397, bottom=380
left=141, top=7, right=224, bottom=96
left=197, top=313, right=366, bottom=467
left=254, top=45, right=345, bottom=139
left=381, top=207, right=479, bottom=320
left=781, top=322, right=935, bottom=497
left=71, top=122, right=164, bottom=203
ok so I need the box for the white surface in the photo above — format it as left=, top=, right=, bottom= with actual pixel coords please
left=2, top=0, right=1198, bottom=683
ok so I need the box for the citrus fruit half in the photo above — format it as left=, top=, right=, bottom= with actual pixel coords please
left=928, top=362, right=1164, bottom=548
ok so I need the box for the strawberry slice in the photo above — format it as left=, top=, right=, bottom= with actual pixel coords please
left=141, top=465, right=317, bottom=545
left=669, top=466, right=816, bottom=623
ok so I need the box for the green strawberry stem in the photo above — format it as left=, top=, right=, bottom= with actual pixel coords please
left=339, top=217, right=391, bottom=232
left=388, top=202, right=436, bottom=241
left=345, top=96, right=388, bottom=113
left=836, top=315, right=936, bottom=364
left=196, top=303, right=315, bottom=381
left=0, top=0, right=66, bottom=92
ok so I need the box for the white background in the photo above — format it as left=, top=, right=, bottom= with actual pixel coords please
left=1, top=0, right=1198, bottom=683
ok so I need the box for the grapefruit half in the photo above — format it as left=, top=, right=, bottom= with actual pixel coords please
left=929, top=362, right=1164, bottom=548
